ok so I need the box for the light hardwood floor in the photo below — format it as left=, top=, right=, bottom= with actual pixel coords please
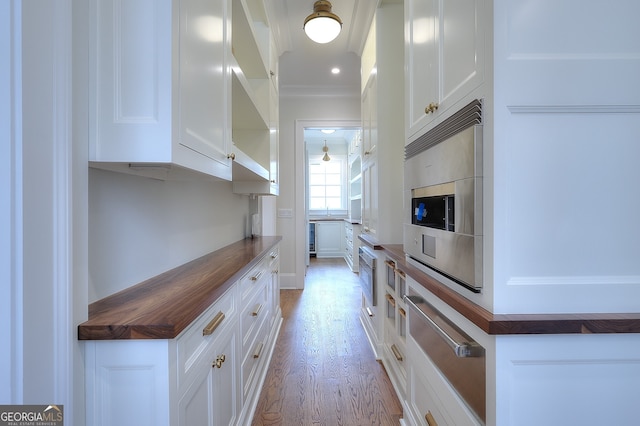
left=251, top=257, right=403, bottom=426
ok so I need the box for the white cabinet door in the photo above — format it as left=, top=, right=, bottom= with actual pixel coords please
left=315, top=221, right=344, bottom=258
left=90, top=0, right=232, bottom=179
left=361, top=73, right=378, bottom=161
left=406, top=0, right=485, bottom=140
left=178, top=325, right=238, bottom=426
left=361, top=160, right=378, bottom=238
left=178, top=0, right=231, bottom=167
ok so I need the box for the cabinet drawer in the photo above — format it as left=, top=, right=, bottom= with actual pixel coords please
left=239, top=257, right=269, bottom=301
left=241, top=312, right=270, bottom=401
left=267, top=248, right=279, bottom=268
left=240, top=279, right=270, bottom=354
left=176, top=287, right=236, bottom=390
left=408, top=335, right=482, bottom=426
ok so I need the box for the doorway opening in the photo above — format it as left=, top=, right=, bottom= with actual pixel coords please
left=302, top=124, right=361, bottom=267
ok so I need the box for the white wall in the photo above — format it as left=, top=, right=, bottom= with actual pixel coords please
left=277, top=94, right=360, bottom=289
left=88, top=169, right=251, bottom=302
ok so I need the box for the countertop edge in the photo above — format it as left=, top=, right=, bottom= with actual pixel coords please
left=381, top=244, right=640, bottom=335
left=78, top=236, right=282, bottom=341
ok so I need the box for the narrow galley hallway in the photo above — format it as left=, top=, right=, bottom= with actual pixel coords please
left=252, top=258, right=403, bottom=426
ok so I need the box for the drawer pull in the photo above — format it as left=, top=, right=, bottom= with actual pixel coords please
left=366, top=307, right=374, bottom=317
left=405, top=295, right=484, bottom=358
left=425, top=411, right=438, bottom=426
left=384, top=260, right=395, bottom=268
left=391, top=344, right=403, bottom=361
left=270, top=252, right=278, bottom=260
left=253, top=342, right=264, bottom=359
left=250, top=271, right=264, bottom=282
left=398, top=307, right=406, bottom=318
left=202, top=311, right=225, bottom=336
left=213, top=354, right=226, bottom=369
left=252, top=303, right=263, bottom=317
left=386, top=294, right=396, bottom=307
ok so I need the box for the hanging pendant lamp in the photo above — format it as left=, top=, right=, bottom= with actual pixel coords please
left=304, top=1, right=343, bottom=44
left=322, top=140, right=331, bottom=161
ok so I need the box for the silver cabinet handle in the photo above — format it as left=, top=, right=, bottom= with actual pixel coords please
left=404, top=295, right=483, bottom=358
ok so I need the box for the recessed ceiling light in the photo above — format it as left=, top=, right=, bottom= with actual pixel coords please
left=331, top=67, right=340, bottom=74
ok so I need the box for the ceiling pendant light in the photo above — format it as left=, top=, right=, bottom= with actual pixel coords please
left=322, top=140, right=331, bottom=161
left=304, top=1, right=342, bottom=44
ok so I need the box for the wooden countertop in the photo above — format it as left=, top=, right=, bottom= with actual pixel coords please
left=78, top=236, right=282, bottom=340
left=382, top=244, right=640, bottom=335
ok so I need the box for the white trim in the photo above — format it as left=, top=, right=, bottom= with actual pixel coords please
left=52, top=0, right=74, bottom=416
left=1, top=0, right=23, bottom=403
left=507, top=105, right=640, bottom=114
left=507, top=275, right=640, bottom=287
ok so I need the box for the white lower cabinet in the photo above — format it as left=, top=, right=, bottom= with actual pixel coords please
left=84, top=246, right=281, bottom=426
left=315, top=221, right=345, bottom=258
left=381, top=258, right=407, bottom=402
left=406, top=334, right=481, bottom=426
left=179, top=324, right=239, bottom=426
left=343, top=222, right=361, bottom=271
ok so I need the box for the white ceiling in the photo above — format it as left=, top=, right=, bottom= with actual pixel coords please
left=264, top=0, right=379, bottom=97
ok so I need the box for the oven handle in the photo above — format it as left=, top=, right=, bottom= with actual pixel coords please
left=404, top=295, right=484, bottom=358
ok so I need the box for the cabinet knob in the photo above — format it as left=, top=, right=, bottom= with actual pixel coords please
left=424, top=102, right=439, bottom=114
left=227, top=153, right=236, bottom=160
left=213, top=354, right=226, bottom=369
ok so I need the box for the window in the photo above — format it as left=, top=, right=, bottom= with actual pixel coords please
left=308, top=155, right=347, bottom=215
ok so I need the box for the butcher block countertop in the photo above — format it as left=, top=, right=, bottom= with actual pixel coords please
left=78, top=236, right=282, bottom=340
left=378, top=243, right=640, bottom=335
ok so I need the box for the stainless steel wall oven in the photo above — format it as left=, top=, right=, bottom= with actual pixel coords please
left=404, top=100, right=483, bottom=292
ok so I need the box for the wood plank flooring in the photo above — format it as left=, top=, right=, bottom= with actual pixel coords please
left=251, top=258, right=403, bottom=426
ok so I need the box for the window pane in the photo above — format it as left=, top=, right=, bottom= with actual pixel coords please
left=325, top=174, right=341, bottom=185
left=309, top=198, right=326, bottom=209
left=309, top=174, right=326, bottom=185
left=326, top=186, right=341, bottom=197
left=324, top=163, right=341, bottom=173
left=309, top=186, right=326, bottom=197
left=309, top=164, right=324, bottom=174
left=326, top=197, right=342, bottom=209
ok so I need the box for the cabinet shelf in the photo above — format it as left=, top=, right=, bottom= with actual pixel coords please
left=230, top=0, right=278, bottom=195
left=232, top=0, right=269, bottom=80
left=232, top=65, right=269, bottom=131
left=232, top=146, right=269, bottom=181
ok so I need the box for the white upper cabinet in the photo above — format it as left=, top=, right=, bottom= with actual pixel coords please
left=89, top=0, right=233, bottom=180
left=230, top=0, right=279, bottom=195
left=88, top=0, right=279, bottom=189
left=405, top=0, right=486, bottom=142
left=359, top=4, right=404, bottom=244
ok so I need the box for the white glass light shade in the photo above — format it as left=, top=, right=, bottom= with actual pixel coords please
left=304, top=1, right=342, bottom=44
